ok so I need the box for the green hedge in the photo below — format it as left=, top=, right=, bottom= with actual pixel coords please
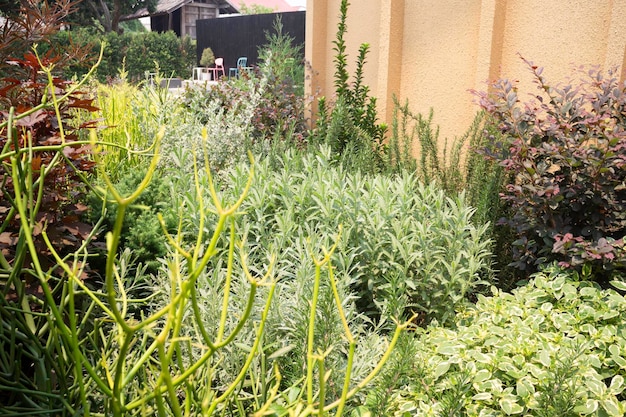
left=53, top=29, right=195, bottom=82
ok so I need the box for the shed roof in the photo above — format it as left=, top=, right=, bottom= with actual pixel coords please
left=121, top=0, right=238, bottom=21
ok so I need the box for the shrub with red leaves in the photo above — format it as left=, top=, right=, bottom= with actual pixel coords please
left=0, top=0, right=100, bottom=283
left=0, top=3, right=105, bottom=412
left=473, top=58, right=626, bottom=281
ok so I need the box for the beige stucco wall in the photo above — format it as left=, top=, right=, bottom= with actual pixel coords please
left=499, top=1, right=623, bottom=94
left=305, top=0, right=383, bottom=119
left=306, top=0, right=626, bottom=149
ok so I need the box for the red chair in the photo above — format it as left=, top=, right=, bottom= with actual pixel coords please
left=209, top=57, right=225, bottom=80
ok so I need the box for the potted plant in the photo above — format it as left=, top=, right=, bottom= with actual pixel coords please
left=200, top=47, right=215, bottom=80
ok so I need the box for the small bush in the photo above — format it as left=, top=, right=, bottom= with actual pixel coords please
left=220, top=147, right=493, bottom=327
left=255, top=16, right=307, bottom=143
left=125, top=31, right=194, bottom=80
left=199, top=47, right=215, bottom=67
left=474, top=59, right=626, bottom=281
left=176, top=77, right=264, bottom=172
left=88, top=76, right=189, bottom=176
left=312, top=0, right=387, bottom=172
left=388, top=98, right=516, bottom=289
left=387, top=264, right=626, bottom=416
left=88, top=167, right=178, bottom=274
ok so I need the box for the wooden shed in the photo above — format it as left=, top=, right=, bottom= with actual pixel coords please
left=122, top=0, right=238, bottom=39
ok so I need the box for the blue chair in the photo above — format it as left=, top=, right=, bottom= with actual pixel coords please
left=229, top=57, right=252, bottom=78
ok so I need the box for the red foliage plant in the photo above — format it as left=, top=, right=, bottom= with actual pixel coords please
left=0, top=0, right=100, bottom=286
left=473, top=57, right=626, bottom=281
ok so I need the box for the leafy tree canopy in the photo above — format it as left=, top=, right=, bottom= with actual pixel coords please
left=239, top=1, right=275, bottom=14
left=0, top=0, right=155, bottom=33
left=60, top=0, right=157, bottom=33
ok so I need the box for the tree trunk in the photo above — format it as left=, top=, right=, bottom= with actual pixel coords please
left=87, top=0, right=113, bottom=32
left=111, top=0, right=122, bottom=34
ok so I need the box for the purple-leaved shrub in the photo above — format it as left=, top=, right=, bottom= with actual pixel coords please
left=473, top=58, right=626, bottom=281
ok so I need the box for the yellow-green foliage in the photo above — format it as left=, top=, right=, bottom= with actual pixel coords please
left=91, top=78, right=184, bottom=181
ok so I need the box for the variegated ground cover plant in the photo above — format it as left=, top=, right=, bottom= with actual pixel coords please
left=384, top=265, right=626, bottom=417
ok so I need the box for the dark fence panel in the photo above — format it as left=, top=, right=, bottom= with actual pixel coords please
left=196, top=11, right=305, bottom=72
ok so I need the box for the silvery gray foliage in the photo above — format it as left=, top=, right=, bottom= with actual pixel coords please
left=227, top=146, right=494, bottom=326
left=144, top=144, right=494, bottom=410
left=194, top=146, right=493, bottom=388
left=158, top=73, right=268, bottom=174
left=145, top=150, right=379, bottom=408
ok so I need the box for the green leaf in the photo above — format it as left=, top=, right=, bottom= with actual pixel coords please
left=433, top=361, right=451, bottom=379
left=550, top=275, right=566, bottom=291
left=540, top=302, right=553, bottom=313
left=268, top=344, right=296, bottom=360
left=601, top=397, right=623, bottom=417
left=285, top=386, right=301, bottom=404
left=499, top=397, right=524, bottom=415
left=587, top=354, right=602, bottom=369
left=436, top=343, right=463, bottom=356
left=516, top=378, right=535, bottom=397
left=608, top=374, right=624, bottom=395
left=610, top=280, right=626, bottom=291
left=574, top=399, right=598, bottom=414
left=268, top=403, right=287, bottom=415
left=562, top=283, right=578, bottom=299
left=512, top=354, right=525, bottom=367
left=500, top=362, right=526, bottom=379
left=538, top=350, right=551, bottom=367
left=472, top=392, right=492, bottom=401
left=234, top=343, right=253, bottom=353
left=350, top=406, right=372, bottom=417
left=474, top=369, right=491, bottom=382
left=472, top=351, right=492, bottom=364
left=585, top=377, right=606, bottom=397
left=580, top=287, right=598, bottom=298
left=610, top=353, right=626, bottom=368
